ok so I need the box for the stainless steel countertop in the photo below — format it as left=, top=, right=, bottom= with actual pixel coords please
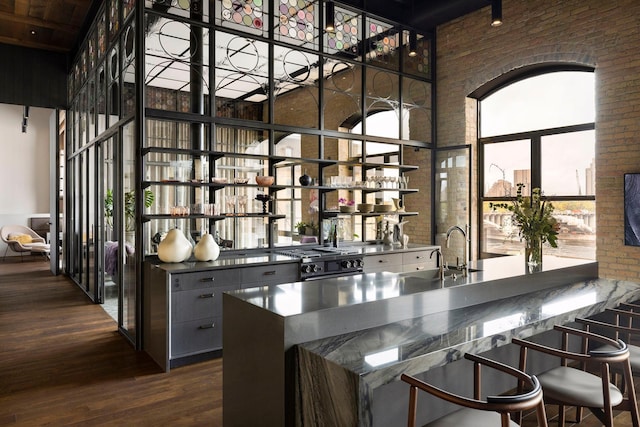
left=227, top=255, right=595, bottom=317
left=145, top=243, right=438, bottom=273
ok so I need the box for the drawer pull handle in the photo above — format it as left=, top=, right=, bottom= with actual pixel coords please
left=415, top=266, right=425, bottom=271
left=199, top=277, right=215, bottom=282
left=263, top=270, right=277, bottom=276
left=199, top=323, right=215, bottom=330
left=415, top=256, right=424, bottom=259
left=378, top=260, right=388, bottom=263
left=199, top=293, right=215, bottom=299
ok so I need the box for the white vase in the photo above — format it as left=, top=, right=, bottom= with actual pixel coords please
left=158, top=228, right=192, bottom=263
left=194, top=233, right=220, bottom=262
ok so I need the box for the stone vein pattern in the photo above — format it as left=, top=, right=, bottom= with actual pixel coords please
left=295, top=278, right=640, bottom=427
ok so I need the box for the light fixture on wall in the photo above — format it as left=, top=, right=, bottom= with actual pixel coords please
left=325, top=1, right=335, bottom=32
left=491, top=0, right=503, bottom=27
left=22, top=105, right=29, bottom=133
left=408, top=30, right=417, bottom=57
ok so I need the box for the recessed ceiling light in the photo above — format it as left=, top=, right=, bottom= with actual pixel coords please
left=30, top=30, right=36, bottom=35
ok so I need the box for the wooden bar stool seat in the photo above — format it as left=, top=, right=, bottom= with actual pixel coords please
left=401, top=352, right=547, bottom=427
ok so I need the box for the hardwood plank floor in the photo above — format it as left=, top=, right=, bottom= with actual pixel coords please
left=0, top=257, right=636, bottom=426
left=0, top=257, right=222, bottom=426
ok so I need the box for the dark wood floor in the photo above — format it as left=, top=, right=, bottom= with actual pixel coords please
left=0, top=257, right=222, bottom=426
left=0, top=256, right=636, bottom=426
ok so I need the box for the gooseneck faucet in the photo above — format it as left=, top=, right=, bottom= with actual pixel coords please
left=429, top=248, right=446, bottom=281
left=445, top=224, right=470, bottom=277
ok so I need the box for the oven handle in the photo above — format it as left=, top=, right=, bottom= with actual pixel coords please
left=302, top=270, right=363, bottom=281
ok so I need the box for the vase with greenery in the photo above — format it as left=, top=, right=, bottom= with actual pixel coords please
left=490, top=183, right=558, bottom=267
left=105, top=189, right=155, bottom=232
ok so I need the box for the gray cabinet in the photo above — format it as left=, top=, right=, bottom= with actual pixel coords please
left=144, top=260, right=298, bottom=371
left=241, top=263, right=299, bottom=288
left=363, top=247, right=438, bottom=274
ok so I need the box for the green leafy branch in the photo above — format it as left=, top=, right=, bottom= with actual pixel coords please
left=490, top=183, right=559, bottom=248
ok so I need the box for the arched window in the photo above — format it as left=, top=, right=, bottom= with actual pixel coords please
left=480, top=70, right=596, bottom=260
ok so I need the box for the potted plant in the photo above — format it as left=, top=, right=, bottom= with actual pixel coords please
left=295, top=221, right=308, bottom=235
left=490, top=183, right=558, bottom=267
left=105, top=189, right=155, bottom=232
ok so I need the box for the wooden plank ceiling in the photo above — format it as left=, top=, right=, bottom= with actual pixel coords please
left=0, top=0, right=93, bottom=53
left=0, top=0, right=491, bottom=54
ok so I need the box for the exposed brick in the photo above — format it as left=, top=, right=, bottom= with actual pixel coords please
left=436, top=0, right=640, bottom=280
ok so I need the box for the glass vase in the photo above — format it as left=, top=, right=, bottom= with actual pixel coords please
left=525, top=235, right=543, bottom=268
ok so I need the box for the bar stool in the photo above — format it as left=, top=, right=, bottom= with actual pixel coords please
left=400, top=352, right=547, bottom=427
left=512, top=324, right=640, bottom=427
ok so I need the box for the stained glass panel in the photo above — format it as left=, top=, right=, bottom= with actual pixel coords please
left=123, top=0, right=136, bottom=20
left=146, top=0, right=210, bottom=22
left=88, top=29, right=96, bottom=70
left=324, top=4, right=361, bottom=59
left=109, top=0, right=120, bottom=41
left=274, top=0, right=318, bottom=49
left=216, top=0, right=267, bottom=36
left=403, top=31, right=430, bottom=79
left=98, top=10, right=107, bottom=59
left=365, top=16, right=399, bottom=70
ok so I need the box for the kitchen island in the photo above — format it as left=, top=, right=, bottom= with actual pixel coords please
left=221, top=255, right=639, bottom=426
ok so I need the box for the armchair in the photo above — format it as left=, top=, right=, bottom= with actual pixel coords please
left=1, top=225, right=50, bottom=261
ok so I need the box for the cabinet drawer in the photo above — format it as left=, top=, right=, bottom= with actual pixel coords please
left=241, top=263, right=299, bottom=288
left=171, top=316, right=222, bottom=357
left=364, top=253, right=403, bottom=273
left=402, top=251, right=437, bottom=269
left=172, top=285, right=236, bottom=322
left=171, top=269, right=241, bottom=291
left=402, top=263, right=433, bottom=273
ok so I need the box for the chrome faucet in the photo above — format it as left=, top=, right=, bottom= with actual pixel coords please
left=445, top=224, right=470, bottom=277
left=429, top=248, right=446, bottom=281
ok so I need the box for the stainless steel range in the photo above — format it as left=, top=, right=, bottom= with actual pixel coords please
left=276, top=247, right=364, bottom=280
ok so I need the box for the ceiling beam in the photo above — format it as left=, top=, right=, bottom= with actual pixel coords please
left=0, top=11, right=79, bottom=34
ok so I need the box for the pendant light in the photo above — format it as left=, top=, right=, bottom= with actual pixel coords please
left=408, top=30, right=417, bottom=57
left=325, top=1, right=335, bottom=32
left=491, top=0, right=503, bottom=27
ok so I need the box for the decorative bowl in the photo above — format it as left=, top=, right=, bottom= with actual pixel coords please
left=357, top=203, right=374, bottom=213
left=234, top=177, right=249, bottom=184
left=211, top=177, right=228, bottom=184
left=255, top=176, right=275, bottom=187
left=340, top=205, right=356, bottom=213
left=373, top=204, right=393, bottom=213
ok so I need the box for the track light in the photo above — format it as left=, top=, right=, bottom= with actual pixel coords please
left=22, top=106, right=29, bottom=133
left=491, top=0, right=503, bottom=27
left=325, top=1, right=335, bottom=32
left=408, top=31, right=417, bottom=57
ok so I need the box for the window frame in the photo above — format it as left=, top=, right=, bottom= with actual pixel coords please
left=477, top=68, right=596, bottom=260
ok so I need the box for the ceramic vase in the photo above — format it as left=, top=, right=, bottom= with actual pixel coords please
left=194, top=233, right=220, bottom=262
left=158, top=228, right=192, bottom=263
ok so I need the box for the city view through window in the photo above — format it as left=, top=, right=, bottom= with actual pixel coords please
left=480, top=71, right=596, bottom=260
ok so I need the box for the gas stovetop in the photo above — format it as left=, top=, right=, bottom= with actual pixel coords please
left=276, top=247, right=360, bottom=260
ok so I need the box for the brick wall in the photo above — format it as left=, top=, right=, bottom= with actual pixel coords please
left=436, top=0, right=640, bottom=280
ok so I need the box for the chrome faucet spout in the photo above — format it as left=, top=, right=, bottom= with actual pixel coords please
left=430, top=248, right=446, bottom=281
left=445, top=225, right=470, bottom=276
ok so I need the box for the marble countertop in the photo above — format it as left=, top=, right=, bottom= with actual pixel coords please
left=297, top=277, right=640, bottom=389
left=292, top=276, right=640, bottom=426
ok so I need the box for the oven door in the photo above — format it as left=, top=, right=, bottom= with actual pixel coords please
left=302, top=270, right=362, bottom=281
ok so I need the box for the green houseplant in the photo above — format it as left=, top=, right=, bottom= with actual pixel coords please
left=105, top=189, right=154, bottom=232
left=490, top=183, right=558, bottom=266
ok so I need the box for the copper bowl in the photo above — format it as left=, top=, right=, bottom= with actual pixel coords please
left=255, top=176, right=275, bottom=187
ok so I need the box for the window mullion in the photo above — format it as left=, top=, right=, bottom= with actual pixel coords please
left=531, top=135, right=541, bottom=190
